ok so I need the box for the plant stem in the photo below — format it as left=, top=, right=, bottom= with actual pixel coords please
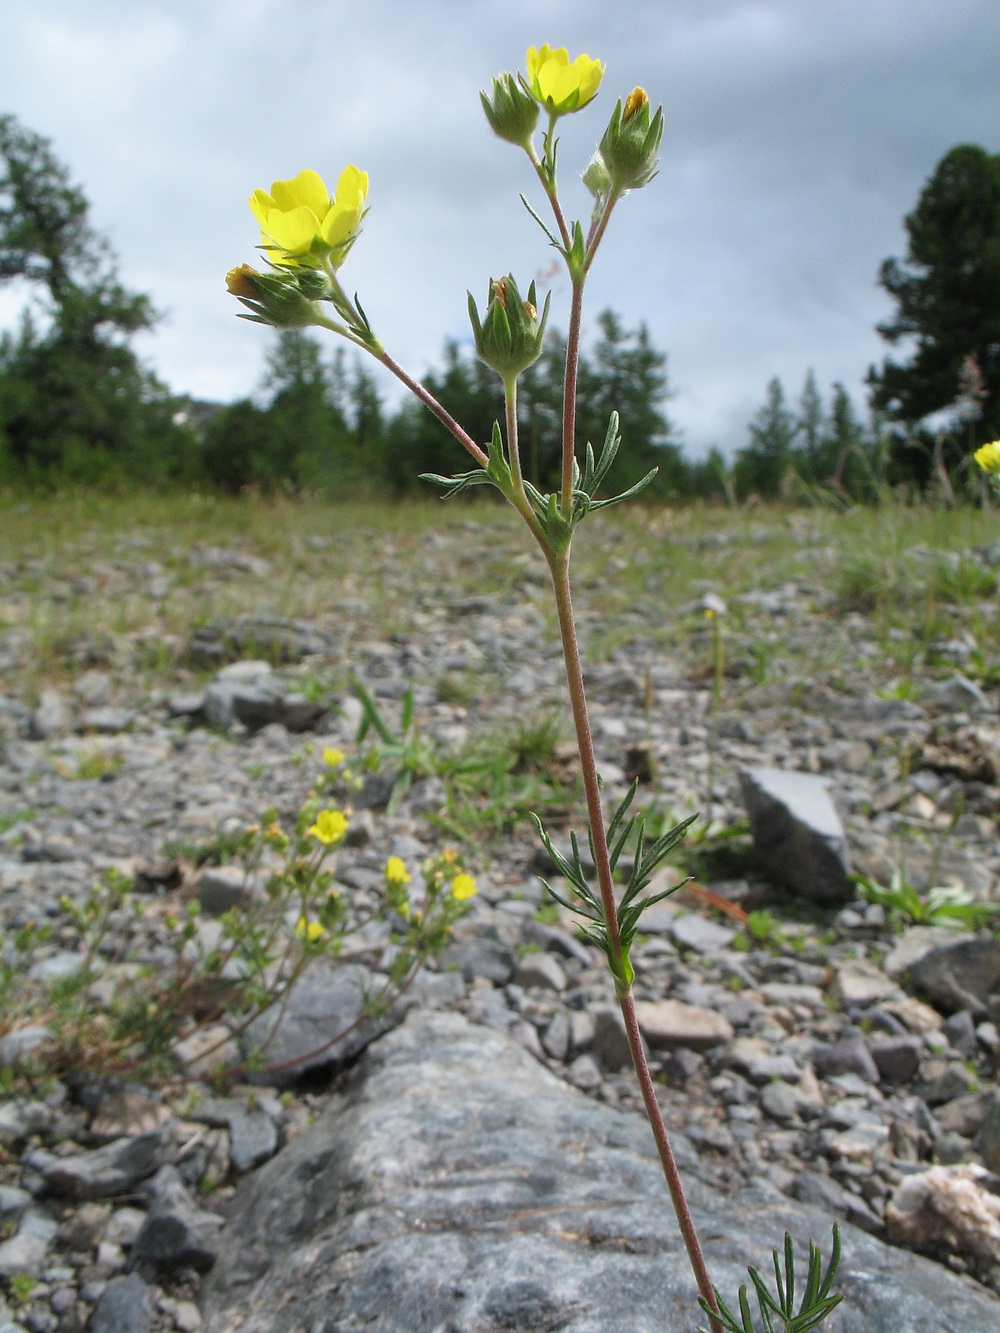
left=561, top=280, right=584, bottom=515
left=546, top=548, right=723, bottom=1333
left=378, top=350, right=489, bottom=467
left=504, top=376, right=525, bottom=494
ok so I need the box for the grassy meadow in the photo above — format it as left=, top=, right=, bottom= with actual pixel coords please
left=1, top=492, right=999, bottom=716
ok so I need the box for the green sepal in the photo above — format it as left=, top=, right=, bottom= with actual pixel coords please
left=481, top=72, right=540, bottom=148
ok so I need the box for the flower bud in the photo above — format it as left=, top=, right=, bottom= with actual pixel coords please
left=582, top=153, right=612, bottom=206
left=225, top=264, right=331, bottom=329
left=481, top=72, right=539, bottom=148
left=598, top=87, right=664, bottom=192
left=468, top=275, right=550, bottom=382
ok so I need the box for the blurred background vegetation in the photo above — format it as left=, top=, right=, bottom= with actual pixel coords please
left=0, top=113, right=997, bottom=505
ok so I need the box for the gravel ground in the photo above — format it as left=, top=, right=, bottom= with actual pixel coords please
left=3, top=503, right=1000, bottom=1328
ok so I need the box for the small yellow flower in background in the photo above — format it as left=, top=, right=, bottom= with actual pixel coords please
left=295, top=917, right=325, bottom=943
left=450, top=873, right=478, bottom=901
left=385, top=856, right=412, bottom=886
left=442, top=848, right=458, bottom=863
left=306, top=808, right=349, bottom=845
left=526, top=45, right=604, bottom=114
left=250, top=166, right=368, bottom=269
left=974, top=440, right=1000, bottom=475
left=322, top=747, right=345, bottom=767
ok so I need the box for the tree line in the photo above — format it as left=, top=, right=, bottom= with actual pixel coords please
left=0, top=112, right=997, bottom=502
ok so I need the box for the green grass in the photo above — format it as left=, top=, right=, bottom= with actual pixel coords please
left=3, top=490, right=999, bottom=747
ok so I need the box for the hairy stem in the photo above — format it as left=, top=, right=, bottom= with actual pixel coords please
left=561, top=281, right=584, bottom=515
left=547, top=549, right=722, bottom=1332
left=504, top=375, right=525, bottom=494
left=378, top=350, right=489, bottom=467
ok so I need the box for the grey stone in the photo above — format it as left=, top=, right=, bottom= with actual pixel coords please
left=89, top=1273, right=153, bottom=1333
left=922, top=675, right=988, bottom=714
left=942, top=1009, right=979, bottom=1058
left=884, top=927, right=970, bottom=979
left=200, top=1011, right=1000, bottom=1333
left=869, top=1036, right=922, bottom=1084
left=79, top=706, right=134, bottom=734
left=202, top=674, right=327, bottom=735
left=443, top=937, right=516, bottom=985
left=541, top=1011, right=571, bottom=1061
left=590, top=1006, right=635, bottom=1071
left=791, top=1171, right=883, bottom=1235
left=909, top=938, right=1000, bottom=1015
left=73, top=670, right=112, bottom=707
left=740, top=766, right=852, bottom=904
left=28, top=689, right=68, bottom=740
left=633, top=998, right=734, bottom=1052
left=241, top=963, right=392, bottom=1087
left=0, top=1023, right=53, bottom=1070
left=195, top=865, right=254, bottom=916
left=185, top=618, right=327, bottom=668
left=812, top=1035, right=880, bottom=1084
left=0, top=1101, right=54, bottom=1147
left=512, top=951, right=567, bottom=991
left=567, top=1053, right=602, bottom=1089
left=760, top=1080, right=800, bottom=1123
left=935, top=1132, right=971, bottom=1165
left=0, top=1232, right=49, bottom=1278
left=0, top=1187, right=30, bottom=1222
left=131, top=1167, right=223, bottom=1277
left=669, top=913, right=736, bottom=954
left=936, top=1091, right=993, bottom=1139
left=916, top=1060, right=976, bottom=1107
left=228, top=1111, right=279, bottom=1175
left=36, top=1131, right=169, bottom=1200
left=974, top=1091, right=1000, bottom=1173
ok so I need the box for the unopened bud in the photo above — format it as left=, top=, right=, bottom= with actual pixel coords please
left=598, top=91, right=664, bottom=193
left=468, top=274, right=551, bottom=382
left=481, top=72, right=540, bottom=149
left=225, top=264, right=331, bottom=329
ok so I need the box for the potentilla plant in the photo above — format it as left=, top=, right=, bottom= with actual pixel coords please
left=0, top=749, right=476, bottom=1085
left=227, top=42, right=842, bottom=1333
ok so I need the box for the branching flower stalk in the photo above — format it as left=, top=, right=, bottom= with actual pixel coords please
left=227, top=42, right=843, bottom=1333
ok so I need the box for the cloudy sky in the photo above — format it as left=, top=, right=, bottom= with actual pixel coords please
left=1, top=1, right=997, bottom=457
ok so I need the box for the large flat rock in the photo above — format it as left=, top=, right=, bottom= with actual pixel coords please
left=201, top=1011, right=999, bottom=1332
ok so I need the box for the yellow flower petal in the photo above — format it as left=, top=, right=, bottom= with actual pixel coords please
left=306, top=808, right=349, bottom=845
left=249, top=189, right=275, bottom=226
left=263, top=205, right=321, bottom=256
left=974, top=440, right=1000, bottom=475
left=450, top=873, right=477, bottom=901
left=385, top=856, right=412, bottom=885
left=271, top=168, right=330, bottom=216
left=526, top=44, right=603, bottom=113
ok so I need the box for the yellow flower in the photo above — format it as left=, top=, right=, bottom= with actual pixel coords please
left=385, top=856, right=412, bottom=886
left=295, top=917, right=325, bottom=943
left=526, top=45, right=604, bottom=114
left=450, top=873, right=478, bottom=901
left=250, top=166, right=368, bottom=269
left=974, top=440, right=1000, bottom=475
left=306, top=808, right=349, bottom=845
left=322, top=747, right=345, bottom=767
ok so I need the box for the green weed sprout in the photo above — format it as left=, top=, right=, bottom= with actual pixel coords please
left=855, top=869, right=1000, bottom=931
left=225, top=42, right=842, bottom=1332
